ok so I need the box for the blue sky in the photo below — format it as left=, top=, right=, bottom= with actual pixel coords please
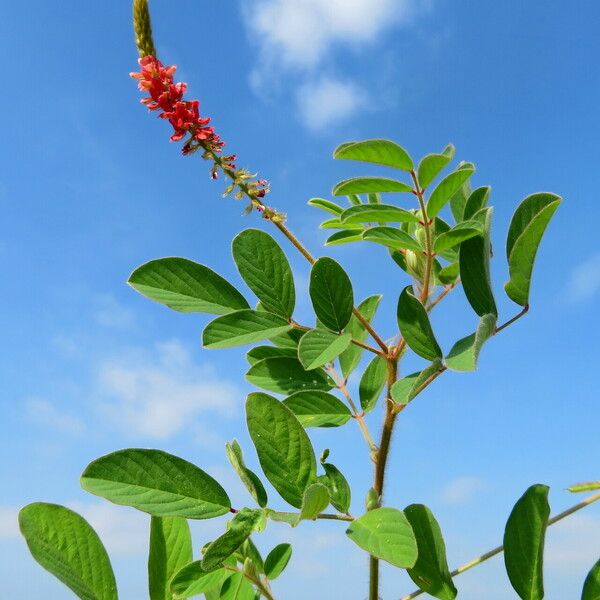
left=2, top=0, right=599, bottom=598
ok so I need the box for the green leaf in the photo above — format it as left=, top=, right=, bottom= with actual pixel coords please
left=463, top=186, right=491, bottom=220
left=128, top=258, right=248, bottom=315
left=582, top=559, right=600, bottom=600
left=19, top=503, right=118, bottom=600
left=505, top=193, right=561, bottom=307
left=437, top=262, right=460, bottom=285
left=170, top=563, right=229, bottom=599
left=149, top=517, right=192, bottom=600
left=220, top=572, right=255, bottom=600
left=320, top=218, right=364, bottom=229
left=81, top=449, right=231, bottom=519
left=417, top=144, right=455, bottom=189
left=390, top=359, right=443, bottom=406
left=203, top=310, right=292, bottom=349
left=433, top=220, right=482, bottom=253
left=296, top=483, right=330, bottom=524
left=359, top=355, right=388, bottom=413
left=445, top=314, right=497, bottom=372
left=362, top=227, right=422, bottom=251
left=269, top=328, right=303, bottom=349
left=340, top=204, right=420, bottom=224
left=339, top=295, right=382, bottom=378
left=346, top=508, right=418, bottom=568
left=333, top=177, right=413, bottom=196
left=232, top=229, right=295, bottom=319
left=308, top=197, right=344, bottom=215
left=298, top=329, right=352, bottom=370
left=309, top=257, right=354, bottom=332
left=283, top=390, right=351, bottom=427
left=246, top=392, right=317, bottom=508
left=264, top=544, right=292, bottom=580
left=202, top=509, right=262, bottom=571
left=325, top=230, right=365, bottom=246
left=333, top=139, right=413, bottom=171
left=397, top=286, right=443, bottom=361
left=246, top=357, right=334, bottom=394
left=567, top=481, right=600, bottom=493
left=226, top=440, right=268, bottom=508
left=246, top=345, right=298, bottom=365
left=368, top=192, right=382, bottom=204
left=347, top=193, right=362, bottom=205
left=427, top=165, right=475, bottom=218
left=503, top=484, right=550, bottom=600
left=449, top=163, right=474, bottom=222
left=320, top=462, right=352, bottom=514
left=405, top=504, right=457, bottom=600
left=459, top=207, right=498, bottom=317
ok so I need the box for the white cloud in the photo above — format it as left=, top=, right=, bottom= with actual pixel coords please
left=0, top=506, right=19, bottom=540
left=98, top=340, right=239, bottom=439
left=296, top=77, right=368, bottom=131
left=26, top=398, right=86, bottom=436
left=440, top=476, right=486, bottom=505
left=546, top=512, right=600, bottom=572
left=566, top=253, right=600, bottom=303
left=92, top=293, right=135, bottom=329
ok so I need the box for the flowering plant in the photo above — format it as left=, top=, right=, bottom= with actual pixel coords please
left=18, top=2, right=600, bottom=600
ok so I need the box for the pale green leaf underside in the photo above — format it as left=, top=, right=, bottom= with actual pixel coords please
left=225, top=440, right=268, bottom=508
left=417, top=144, right=455, bottom=189
left=390, top=359, right=443, bottom=405
left=433, top=220, right=482, bottom=253
left=427, top=166, right=475, bottom=218
left=298, top=329, right=352, bottom=370
left=445, top=313, right=496, bottom=372
left=341, top=204, right=420, bottom=224
left=296, top=483, right=330, bottom=524
left=170, top=562, right=229, bottom=599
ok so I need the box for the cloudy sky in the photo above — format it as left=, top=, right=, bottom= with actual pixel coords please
left=2, top=1, right=600, bottom=599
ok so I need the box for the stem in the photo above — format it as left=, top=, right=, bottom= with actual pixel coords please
left=399, top=491, right=600, bottom=600
left=427, top=279, right=460, bottom=313
left=494, top=305, right=529, bottom=334
left=353, top=308, right=390, bottom=355
left=410, top=170, right=434, bottom=303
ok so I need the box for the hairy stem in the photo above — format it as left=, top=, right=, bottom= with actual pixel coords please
left=410, top=170, right=434, bottom=303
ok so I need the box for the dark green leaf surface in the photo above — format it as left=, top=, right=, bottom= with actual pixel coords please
left=333, top=177, right=413, bottom=196
left=359, top=355, right=388, bottom=413
left=246, top=357, right=334, bottom=394
left=445, top=314, right=496, bottom=372
left=81, top=449, right=231, bottom=519
left=283, top=390, right=351, bottom=427
left=226, top=440, right=268, bottom=508
left=333, top=139, right=413, bottom=171
left=246, top=392, right=317, bottom=508
left=19, top=503, right=118, bottom=600
left=437, top=262, right=460, bottom=285
left=320, top=462, right=352, bottom=514
left=269, top=328, right=303, bottom=349
left=503, top=484, right=550, bottom=600
left=397, top=286, right=442, bottom=361
left=433, top=220, right=482, bottom=253
left=170, top=562, right=229, bottom=599
left=203, top=310, right=292, bottom=349
left=405, top=504, right=457, bottom=600
left=427, top=165, right=475, bottom=218
left=232, top=229, right=295, bottom=318
left=449, top=163, right=474, bottom=222
left=148, top=516, right=192, bottom=600
left=128, top=257, right=249, bottom=314
left=246, top=345, right=298, bottom=365
left=346, top=508, right=418, bottom=568
left=298, top=329, right=352, bottom=370
left=417, top=144, right=455, bottom=189
left=220, top=572, right=255, bottom=600
left=340, top=204, right=420, bottom=224
left=325, top=230, right=365, bottom=246
left=264, top=544, right=292, bottom=580
left=582, top=559, right=600, bottom=600
left=463, top=186, right=491, bottom=220
left=390, top=359, right=443, bottom=405
left=363, top=227, right=422, bottom=251
left=309, top=257, right=354, bottom=332
left=505, top=193, right=561, bottom=307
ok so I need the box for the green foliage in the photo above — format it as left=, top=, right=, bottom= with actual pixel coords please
left=297, top=329, right=352, bottom=369
left=296, top=483, right=330, bottom=524
left=225, top=440, right=268, bottom=508
left=319, top=461, right=352, bottom=514
left=246, top=356, right=334, bottom=393
left=391, top=359, right=443, bottom=405
left=363, top=226, right=422, bottom=251
left=417, top=144, right=455, bottom=189
left=264, top=544, right=293, bottom=580
left=283, top=390, right=352, bottom=427
left=333, top=176, right=413, bottom=196
left=582, top=559, right=600, bottom=600
left=19, top=503, right=118, bottom=600
left=427, top=165, right=475, bottom=218
left=170, top=562, right=230, bottom=599
left=340, top=204, right=420, bottom=224
left=359, top=355, right=388, bottom=412
left=333, top=138, right=413, bottom=171
left=445, top=314, right=496, bottom=372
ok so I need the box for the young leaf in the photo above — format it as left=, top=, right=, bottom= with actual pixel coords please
left=445, top=313, right=497, bottom=372
left=433, top=220, right=482, bottom=253
left=202, top=509, right=263, bottom=572
left=390, top=359, right=443, bottom=406
left=463, top=186, right=491, bottom=220
left=128, top=257, right=249, bottom=314
left=397, top=286, right=443, bottom=361
left=283, top=390, right=352, bottom=427
left=333, top=138, right=414, bottom=171
left=149, top=517, right=192, bottom=600
left=19, top=503, right=118, bottom=600
left=246, top=357, right=334, bottom=394
left=308, top=197, right=344, bottom=215
left=362, top=227, right=422, bottom=251
left=239, top=538, right=264, bottom=573
left=246, top=345, right=298, bottom=365
left=340, top=204, right=420, bottom=224
left=320, top=218, right=364, bottom=230
left=359, top=355, right=388, bottom=413
left=246, top=392, right=317, bottom=508
left=582, top=559, right=600, bottom=600
left=333, top=177, right=413, bottom=196
left=202, top=310, right=292, bottom=349
left=309, top=257, right=354, bottom=332
left=298, top=329, right=352, bottom=370
left=320, top=462, right=352, bottom=514
left=567, top=481, right=600, bottom=493
left=339, top=294, right=382, bottom=378
left=264, top=544, right=292, bottom=580
left=346, top=507, right=418, bottom=568
left=449, top=163, right=474, bottom=222
left=170, top=562, right=229, bottom=599
left=459, top=207, right=498, bottom=317
left=220, top=572, right=255, bottom=600
left=81, top=448, right=231, bottom=519
left=405, top=504, right=457, bottom=600
left=427, top=165, right=475, bottom=218
left=505, top=193, right=561, bottom=307
left=437, top=262, right=460, bottom=285
left=232, top=229, right=295, bottom=318
left=296, top=483, right=330, bottom=524
left=226, top=440, right=268, bottom=508
left=417, top=144, right=455, bottom=189
left=325, top=230, right=365, bottom=246
left=503, top=484, right=550, bottom=600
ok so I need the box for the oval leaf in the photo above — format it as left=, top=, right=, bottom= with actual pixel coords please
left=333, top=177, right=413, bottom=196
left=170, top=562, right=229, bottom=599
left=340, top=204, right=420, bottom=224
left=246, top=345, right=298, bottom=365
left=246, top=392, right=317, bottom=508
left=359, top=355, right=388, bottom=413
left=463, top=186, right=491, bottom=220
left=582, top=559, right=600, bottom=600
left=246, top=357, right=334, bottom=394
left=296, top=483, right=330, bottom=525
left=128, top=257, right=248, bottom=314
left=346, top=507, right=418, bottom=568
left=503, top=484, right=550, bottom=600
left=283, top=390, right=352, bottom=428
left=320, top=462, right=352, bottom=514
left=264, top=544, right=292, bottom=580
left=363, top=227, right=422, bottom=251
left=427, top=165, right=475, bottom=218
left=333, top=139, right=413, bottom=171
left=19, top=503, right=118, bottom=600
left=417, top=144, right=455, bottom=189
left=308, top=197, right=344, bottom=215
left=298, top=329, right=352, bottom=370
left=81, top=449, right=231, bottom=519
left=445, top=314, right=496, bottom=372
left=391, top=359, right=443, bottom=406
left=225, top=440, right=268, bottom=508
left=433, top=220, right=482, bottom=253
left=325, top=229, right=365, bottom=246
